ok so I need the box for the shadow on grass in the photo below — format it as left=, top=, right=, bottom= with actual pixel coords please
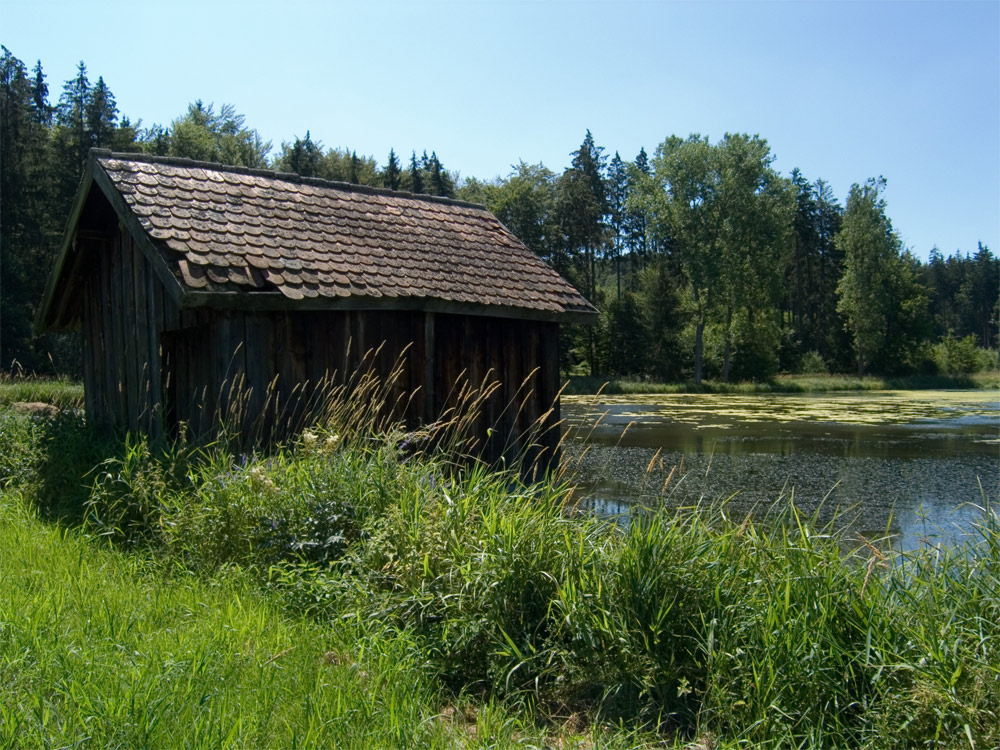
left=3, top=411, right=131, bottom=527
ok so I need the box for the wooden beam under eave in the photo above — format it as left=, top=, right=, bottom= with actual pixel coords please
left=179, top=289, right=599, bottom=326
left=424, top=311, right=435, bottom=423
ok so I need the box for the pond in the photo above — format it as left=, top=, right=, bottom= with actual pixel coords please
left=561, top=390, right=999, bottom=549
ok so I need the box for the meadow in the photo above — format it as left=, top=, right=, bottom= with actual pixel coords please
left=1, top=378, right=998, bottom=748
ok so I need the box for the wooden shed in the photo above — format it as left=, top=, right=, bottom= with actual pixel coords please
left=36, top=150, right=596, bottom=465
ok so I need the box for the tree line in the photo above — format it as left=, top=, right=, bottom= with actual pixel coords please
left=2, top=47, right=997, bottom=380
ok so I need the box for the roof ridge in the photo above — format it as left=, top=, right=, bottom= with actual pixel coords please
left=89, top=148, right=488, bottom=211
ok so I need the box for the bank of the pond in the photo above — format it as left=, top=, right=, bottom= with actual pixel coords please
left=564, top=371, right=1000, bottom=395
left=2, top=404, right=999, bottom=748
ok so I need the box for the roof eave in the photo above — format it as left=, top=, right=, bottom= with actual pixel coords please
left=180, top=290, right=599, bottom=325
left=34, top=162, right=96, bottom=334
left=35, top=153, right=187, bottom=334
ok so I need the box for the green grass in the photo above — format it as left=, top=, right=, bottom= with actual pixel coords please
left=564, top=371, right=1000, bottom=395
left=0, top=374, right=84, bottom=410
left=0, top=492, right=456, bottom=749
left=2, top=400, right=999, bottom=748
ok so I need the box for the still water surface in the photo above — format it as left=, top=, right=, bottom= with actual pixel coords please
left=562, top=390, right=999, bottom=549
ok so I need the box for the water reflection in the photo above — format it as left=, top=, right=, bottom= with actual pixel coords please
left=562, top=390, right=999, bottom=549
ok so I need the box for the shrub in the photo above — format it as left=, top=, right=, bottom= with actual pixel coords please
left=797, top=350, right=829, bottom=374
left=0, top=410, right=42, bottom=490
left=933, top=334, right=994, bottom=375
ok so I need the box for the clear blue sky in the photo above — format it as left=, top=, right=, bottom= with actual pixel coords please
left=4, top=0, right=998, bottom=260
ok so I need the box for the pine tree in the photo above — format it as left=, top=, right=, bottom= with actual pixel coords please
left=606, top=152, right=628, bottom=298
left=408, top=151, right=424, bottom=194
left=557, top=130, right=608, bottom=302
left=625, top=147, right=653, bottom=264
left=55, top=61, right=91, bottom=174
left=349, top=150, right=360, bottom=184
left=383, top=148, right=401, bottom=190
left=30, top=60, right=50, bottom=125
left=275, top=131, right=323, bottom=177
left=85, top=76, right=119, bottom=149
left=1, top=47, right=60, bottom=370
left=427, top=151, right=454, bottom=197
left=556, top=130, right=608, bottom=375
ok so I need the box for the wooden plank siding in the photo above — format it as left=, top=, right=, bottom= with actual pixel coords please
left=79, top=226, right=561, bottom=468
left=79, top=226, right=179, bottom=436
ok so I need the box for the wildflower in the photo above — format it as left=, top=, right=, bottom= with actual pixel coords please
left=247, top=464, right=278, bottom=494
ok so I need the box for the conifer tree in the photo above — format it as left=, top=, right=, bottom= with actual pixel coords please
left=30, top=60, right=50, bottom=125
left=606, top=151, right=629, bottom=298
left=427, top=151, right=454, bottom=197
left=408, top=151, right=424, bottom=194
left=383, top=148, right=401, bottom=190
left=556, top=130, right=608, bottom=374
left=277, top=131, right=324, bottom=177
left=626, top=147, right=653, bottom=263
left=1, top=47, right=59, bottom=369
left=836, top=178, right=929, bottom=375
left=55, top=61, right=91, bottom=174
left=349, top=150, right=360, bottom=184
left=86, top=76, right=119, bottom=149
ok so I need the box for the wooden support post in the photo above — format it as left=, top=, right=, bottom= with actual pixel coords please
left=424, top=312, right=435, bottom=423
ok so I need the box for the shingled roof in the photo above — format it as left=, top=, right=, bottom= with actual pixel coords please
left=38, top=151, right=597, bottom=330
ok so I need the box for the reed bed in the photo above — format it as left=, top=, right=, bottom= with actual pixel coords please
left=1, top=372, right=998, bottom=748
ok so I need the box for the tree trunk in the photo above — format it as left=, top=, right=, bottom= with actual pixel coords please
left=588, top=326, right=596, bottom=377
left=694, top=319, right=704, bottom=385
left=693, top=289, right=705, bottom=385
left=720, top=307, right=733, bottom=383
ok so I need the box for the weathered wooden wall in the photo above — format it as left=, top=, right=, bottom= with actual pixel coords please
left=164, top=309, right=560, bottom=466
left=79, top=223, right=181, bottom=436
left=77, top=210, right=561, bottom=468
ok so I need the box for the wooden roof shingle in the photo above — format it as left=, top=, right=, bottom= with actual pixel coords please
left=38, top=150, right=597, bottom=329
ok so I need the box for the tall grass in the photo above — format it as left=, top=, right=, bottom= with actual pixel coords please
left=2, top=369, right=998, bottom=747
left=0, top=372, right=84, bottom=410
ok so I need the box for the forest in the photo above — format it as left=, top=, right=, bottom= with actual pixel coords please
left=2, top=46, right=997, bottom=381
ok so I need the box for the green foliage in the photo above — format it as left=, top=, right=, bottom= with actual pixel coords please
left=784, top=172, right=848, bottom=367
left=0, top=493, right=458, bottom=749
left=166, top=100, right=270, bottom=167
left=382, top=147, right=401, bottom=190
left=598, top=292, right=649, bottom=377
left=798, top=350, right=829, bottom=374
left=638, top=259, right=689, bottom=381
left=0, top=410, right=43, bottom=489
left=273, top=130, right=325, bottom=177
left=462, top=162, right=562, bottom=267
left=923, top=243, right=1000, bottom=349
left=1, top=48, right=59, bottom=371
left=3, top=399, right=1000, bottom=746
left=640, top=133, right=793, bottom=384
left=558, top=130, right=608, bottom=302
left=836, top=179, right=931, bottom=376
left=932, top=334, right=995, bottom=375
